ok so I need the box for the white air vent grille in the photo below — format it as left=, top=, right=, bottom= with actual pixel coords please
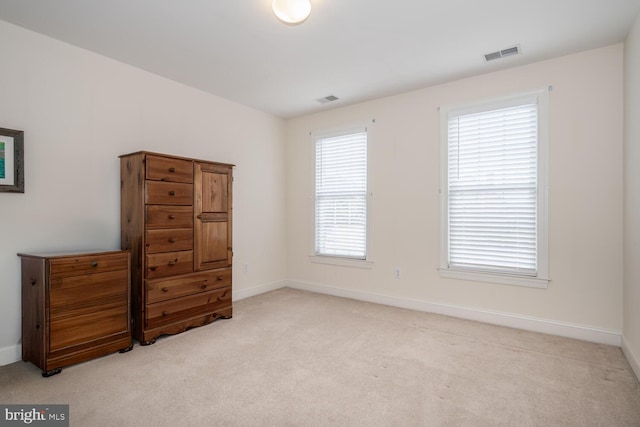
left=316, top=95, right=339, bottom=104
left=484, top=45, right=520, bottom=62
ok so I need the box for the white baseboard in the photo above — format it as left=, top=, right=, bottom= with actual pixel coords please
left=0, top=344, right=21, bottom=367
left=2, top=279, right=625, bottom=367
left=621, top=336, right=640, bottom=382
left=233, top=279, right=287, bottom=301
left=285, top=279, right=622, bottom=347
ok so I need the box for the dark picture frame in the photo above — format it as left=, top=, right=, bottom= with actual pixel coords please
left=0, top=127, right=24, bottom=193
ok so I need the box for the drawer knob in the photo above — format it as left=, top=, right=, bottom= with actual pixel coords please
left=29, top=278, right=37, bottom=286
left=169, top=191, right=176, bottom=196
left=150, top=266, right=157, bottom=271
left=168, top=215, right=176, bottom=220
left=168, top=260, right=177, bottom=266
left=91, top=261, right=98, bottom=267
left=217, top=275, right=224, bottom=281
left=200, top=283, right=207, bottom=290
left=169, top=167, right=176, bottom=173
left=162, top=311, right=169, bottom=317
left=162, top=287, right=169, bottom=293
left=169, top=238, right=176, bottom=243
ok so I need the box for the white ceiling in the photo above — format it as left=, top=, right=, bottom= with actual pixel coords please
left=1, top=0, right=639, bottom=118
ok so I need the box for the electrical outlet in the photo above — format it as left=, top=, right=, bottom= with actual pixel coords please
left=395, top=268, right=401, bottom=279
left=243, top=263, right=249, bottom=273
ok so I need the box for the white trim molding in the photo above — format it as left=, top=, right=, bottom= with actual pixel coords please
left=2, top=280, right=626, bottom=368
left=310, top=255, right=373, bottom=269
left=232, top=280, right=288, bottom=301
left=284, top=279, right=621, bottom=346
left=621, top=336, right=640, bottom=382
left=0, top=344, right=21, bottom=367
left=439, top=89, right=550, bottom=289
left=439, top=268, right=549, bottom=289
left=309, top=121, right=375, bottom=264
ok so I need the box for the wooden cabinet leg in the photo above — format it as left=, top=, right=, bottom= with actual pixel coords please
left=42, top=368, right=62, bottom=377
left=119, top=344, right=134, bottom=353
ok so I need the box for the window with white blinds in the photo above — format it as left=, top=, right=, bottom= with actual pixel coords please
left=440, top=91, right=549, bottom=287
left=314, top=128, right=368, bottom=259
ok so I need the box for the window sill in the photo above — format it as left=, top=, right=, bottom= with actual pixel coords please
left=310, top=255, right=373, bottom=269
left=439, top=268, right=549, bottom=289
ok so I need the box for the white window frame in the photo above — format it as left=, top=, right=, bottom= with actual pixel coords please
left=310, top=123, right=374, bottom=269
left=439, top=90, right=550, bottom=288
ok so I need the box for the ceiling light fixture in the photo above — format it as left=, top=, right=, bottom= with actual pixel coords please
left=272, top=0, right=311, bottom=25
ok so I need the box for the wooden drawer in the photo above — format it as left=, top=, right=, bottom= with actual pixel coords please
left=49, top=252, right=128, bottom=278
left=146, top=269, right=232, bottom=304
left=50, top=269, right=129, bottom=312
left=146, top=155, right=193, bottom=183
left=146, top=205, right=193, bottom=229
left=146, top=181, right=193, bottom=206
left=145, top=286, right=231, bottom=329
left=145, top=229, right=193, bottom=253
left=50, top=299, right=128, bottom=352
left=49, top=269, right=129, bottom=352
left=146, top=250, right=193, bottom=279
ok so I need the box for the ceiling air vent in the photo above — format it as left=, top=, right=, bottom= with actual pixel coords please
left=484, top=45, right=520, bottom=62
left=316, top=95, right=339, bottom=104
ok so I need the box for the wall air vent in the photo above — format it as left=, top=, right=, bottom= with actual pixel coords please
left=316, top=95, right=339, bottom=104
left=484, top=45, right=520, bottom=62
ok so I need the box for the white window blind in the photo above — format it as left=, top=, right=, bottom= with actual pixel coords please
left=447, top=100, right=538, bottom=276
left=315, top=129, right=368, bottom=259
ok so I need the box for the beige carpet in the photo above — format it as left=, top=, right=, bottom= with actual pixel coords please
left=1, top=288, right=639, bottom=426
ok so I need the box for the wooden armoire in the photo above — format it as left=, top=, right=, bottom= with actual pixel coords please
left=120, top=151, right=233, bottom=345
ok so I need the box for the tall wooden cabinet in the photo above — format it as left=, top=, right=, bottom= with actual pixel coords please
left=120, top=152, right=233, bottom=345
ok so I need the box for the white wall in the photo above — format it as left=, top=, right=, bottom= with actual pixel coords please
left=286, top=45, right=624, bottom=342
left=0, top=16, right=630, bottom=367
left=623, top=13, right=640, bottom=379
left=0, top=20, right=287, bottom=364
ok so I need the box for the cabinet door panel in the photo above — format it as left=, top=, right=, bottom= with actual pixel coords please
left=201, top=171, right=228, bottom=212
left=195, top=221, right=229, bottom=270
left=194, top=163, right=232, bottom=271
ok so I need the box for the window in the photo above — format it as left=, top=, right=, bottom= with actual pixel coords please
left=312, top=126, right=371, bottom=265
left=439, top=91, right=549, bottom=288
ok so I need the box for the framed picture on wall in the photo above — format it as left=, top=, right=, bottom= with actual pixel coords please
left=0, top=127, right=24, bottom=193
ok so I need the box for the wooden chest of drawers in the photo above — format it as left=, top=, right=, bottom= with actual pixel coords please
left=120, top=152, right=233, bottom=345
left=18, top=250, right=132, bottom=377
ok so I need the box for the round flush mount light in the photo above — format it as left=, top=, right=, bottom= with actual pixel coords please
left=272, top=0, right=312, bottom=25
